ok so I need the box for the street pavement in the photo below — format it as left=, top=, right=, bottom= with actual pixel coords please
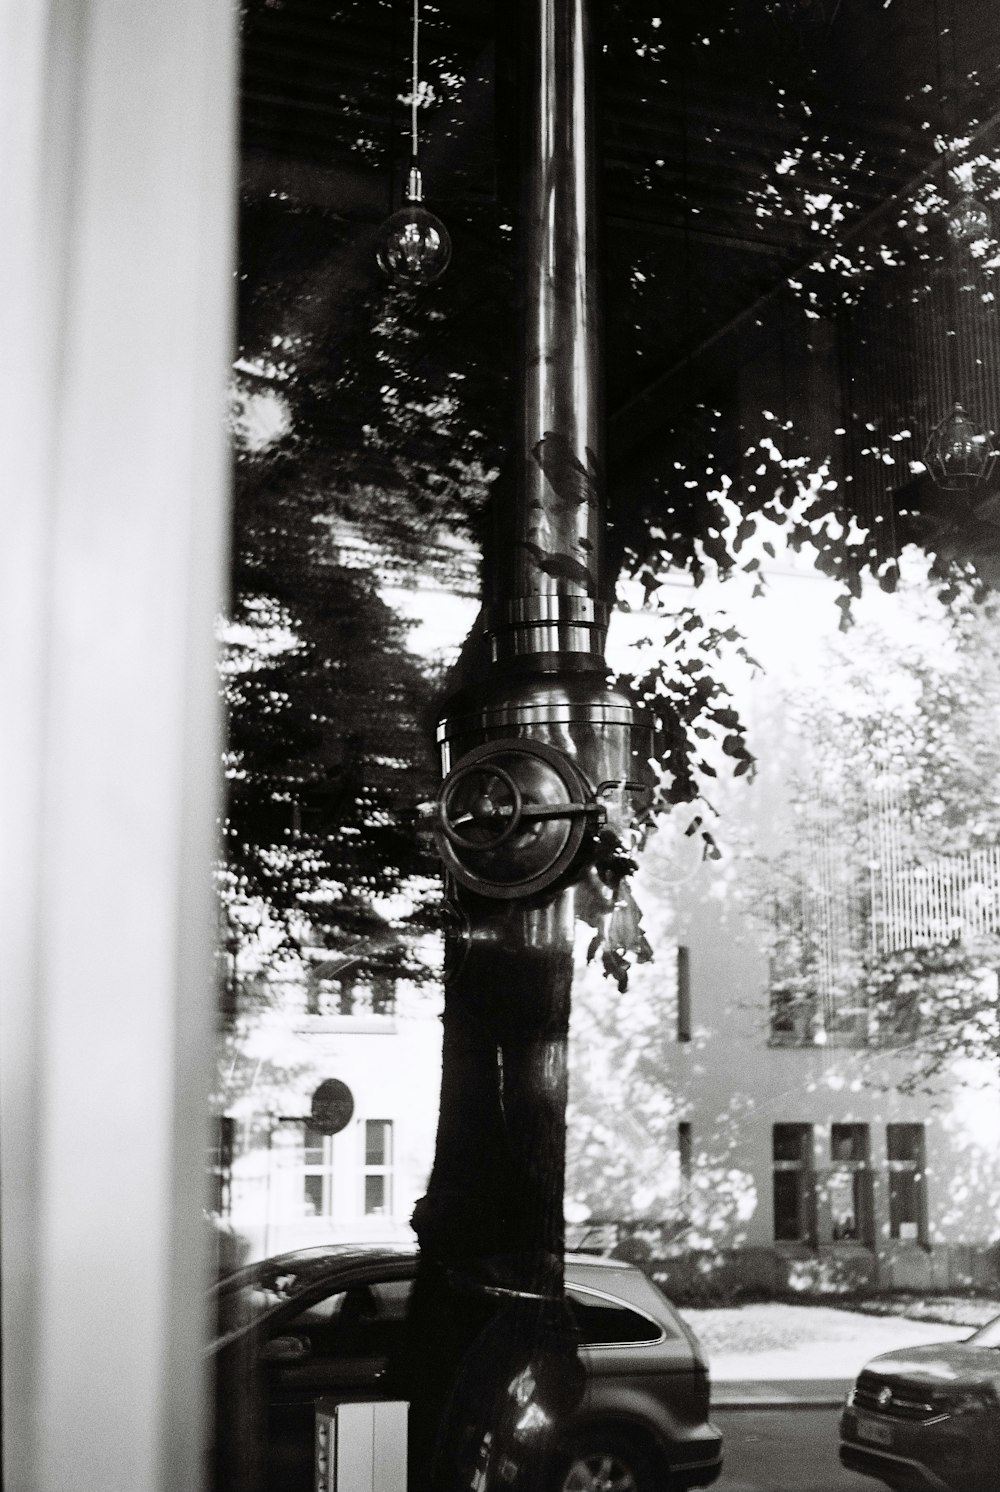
left=712, top=1405, right=874, bottom=1492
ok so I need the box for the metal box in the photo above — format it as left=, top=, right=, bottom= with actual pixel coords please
left=314, top=1400, right=408, bottom=1492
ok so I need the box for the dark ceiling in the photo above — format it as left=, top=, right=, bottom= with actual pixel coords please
left=237, top=0, right=1000, bottom=570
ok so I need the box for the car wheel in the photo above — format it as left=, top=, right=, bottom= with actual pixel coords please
left=555, top=1433, right=658, bottom=1492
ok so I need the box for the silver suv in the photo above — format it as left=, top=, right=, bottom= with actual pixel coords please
left=211, top=1244, right=723, bottom=1492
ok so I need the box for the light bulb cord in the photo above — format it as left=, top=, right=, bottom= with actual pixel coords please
left=410, top=0, right=420, bottom=164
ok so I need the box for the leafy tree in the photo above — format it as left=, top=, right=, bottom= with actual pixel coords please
left=221, top=418, right=454, bottom=978
left=760, top=593, right=1000, bottom=1088
left=224, top=0, right=1000, bottom=1026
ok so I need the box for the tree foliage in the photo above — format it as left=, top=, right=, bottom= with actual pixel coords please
left=761, top=594, right=1000, bottom=1087
left=225, top=0, right=1000, bottom=964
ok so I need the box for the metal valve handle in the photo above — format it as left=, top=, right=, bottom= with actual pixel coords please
left=434, top=738, right=601, bottom=899
left=439, top=761, right=525, bottom=851
left=439, top=757, right=601, bottom=854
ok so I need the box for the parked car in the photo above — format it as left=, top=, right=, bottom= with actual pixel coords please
left=839, top=1311, right=1000, bottom=1491
left=210, top=1244, right=722, bottom=1492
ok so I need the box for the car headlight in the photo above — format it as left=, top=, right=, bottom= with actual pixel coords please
left=945, top=1389, right=994, bottom=1417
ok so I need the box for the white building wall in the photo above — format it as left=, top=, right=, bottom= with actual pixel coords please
left=664, top=841, right=1000, bottom=1283
left=572, top=557, right=1000, bottom=1288
left=226, top=1002, right=442, bottom=1261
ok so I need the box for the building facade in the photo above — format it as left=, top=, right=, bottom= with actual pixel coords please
left=217, top=564, right=1000, bottom=1290
left=566, top=561, right=1000, bottom=1294
left=215, top=964, right=442, bottom=1263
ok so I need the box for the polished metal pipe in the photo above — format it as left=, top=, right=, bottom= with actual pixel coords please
left=489, top=0, right=607, bottom=667
left=414, top=12, right=647, bottom=1479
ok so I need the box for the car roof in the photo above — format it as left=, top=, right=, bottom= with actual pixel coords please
left=213, top=1243, right=673, bottom=1327
left=212, top=1242, right=417, bottom=1296
left=209, top=1242, right=688, bottom=1356
left=216, top=1243, right=642, bottom=1292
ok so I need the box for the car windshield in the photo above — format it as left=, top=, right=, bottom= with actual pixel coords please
left=967, top=1313, right=1000, bottom=1349
left=212, top=1250, right=350, bottom=1340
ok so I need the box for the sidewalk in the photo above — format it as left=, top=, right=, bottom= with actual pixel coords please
left=712, top=1378, right=852, bottom=1409
left=681, top=1302, right=972, bottom=1410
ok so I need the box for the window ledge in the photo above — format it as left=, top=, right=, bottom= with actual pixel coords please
left=293, top=1015, right=398, bottom=1035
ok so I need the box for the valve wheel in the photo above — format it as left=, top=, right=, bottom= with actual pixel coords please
left=434, top=738, right=599, bottom=899
left=439, top=762, right=525, bottom=851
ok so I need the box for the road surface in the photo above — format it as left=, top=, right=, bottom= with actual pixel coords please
left=713, top=1406, right=876, bottom=1492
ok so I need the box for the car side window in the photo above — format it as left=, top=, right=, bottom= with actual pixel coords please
left=278, top=1278, right=413, bottom=1357
left=367, top=1278, right=413, bottom=1321
left=290, top=1291, right=345, bottom=1328
left=567, top=1287, right=665, bottom=1345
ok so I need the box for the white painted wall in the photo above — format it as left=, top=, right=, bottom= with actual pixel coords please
left=572, top=556, right=1000, bottom=1267
left=226, top=1004, right=443, bottom=1260
left=0, top=4, right=236, bottom=1487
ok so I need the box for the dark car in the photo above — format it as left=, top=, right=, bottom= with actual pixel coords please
left=839, top=1312, right=1000, bottom=1492
left=211, top=1244, right=722, bottom=1492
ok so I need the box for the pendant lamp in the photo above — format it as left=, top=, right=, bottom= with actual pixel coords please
left=375, top=0, right=452, bottom=287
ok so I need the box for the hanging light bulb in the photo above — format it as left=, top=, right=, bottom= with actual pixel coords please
left=923, top=402, right=997, bottom=491
left=947, top=186, right=991, bottom=247
left=376, top=0, right=451, bottom=287
left=376, top=162, right=451, bottom=286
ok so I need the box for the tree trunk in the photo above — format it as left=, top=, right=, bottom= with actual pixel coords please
left=396, top=893, right=584, bottom=1491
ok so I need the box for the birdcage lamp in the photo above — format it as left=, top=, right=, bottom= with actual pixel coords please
left=924, top=403, right=997, bottom=491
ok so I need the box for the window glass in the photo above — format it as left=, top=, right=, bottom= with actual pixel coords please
left=303, top=1174, right=325, bottom=1216
left=282, top=1279, right=413, bottom=1356
left=774, top=1170, right=806, bottom=1242
left=773, top=1123, right=811, bottom=1164
left=567, top=1289, right=662, bottom=1345
left=363, top=1120, right=393, bottom=1215
left=366, top=1120, right=391, bottom=1167
left=676, top=945, right=691, bottom=1042
left=288, top=1290, right=345, bottom=1329
left=828, top=1170, right=862, bottom=1241
left=831, top=1123, right=868, bottom=1163
left=301, top=1123, right=334, bottom=1217
left=369, top=1279, right=413, bottom=1320
left=828, top=1124, right=872, bottom=1243
left=678, top=1121, right=692, bottom=1182
left=889, top=1171, right=919, bottom=1237
left=773, top=1123, right=814, bottom=1243
left=888, top=1122, right=923, bottom=1164
left=769, top=989, right=817, bottom=1046
left=887, top=1123, right=926, bottom=1241
left=303, top=1124, right=325, bottom=1165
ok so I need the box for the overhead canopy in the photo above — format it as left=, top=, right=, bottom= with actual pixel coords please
left=235, top=0, right=1000, bottom=582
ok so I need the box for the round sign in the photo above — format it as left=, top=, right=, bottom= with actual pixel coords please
left=309, top=1078, right=355, bottom=1136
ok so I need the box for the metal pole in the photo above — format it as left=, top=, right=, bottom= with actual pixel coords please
left=492, top=0, right=607, bottom=668
left=400, top=3, right=653, bottom=1489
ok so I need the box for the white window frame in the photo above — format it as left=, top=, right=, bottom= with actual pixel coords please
left=363, top=1119, right=394, bottom=1217
left=302, top=1123, right=336, bottom=1218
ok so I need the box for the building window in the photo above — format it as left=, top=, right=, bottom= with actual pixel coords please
left=678, top=1121, right=692, bottom=1183
left=769, top=987, right=818, bottom=1046
left=773, top=1123, right=815, bottom=1244
left=677, top=946, right=691, bottom=1042
left=207, top=1116, right=235, bottom=1216
left=828, top=1123, right=874, bottom=1244
left=306, top=971, right=396, bottom=1018
left=302, top=1124, right=335, bottom=1216
left=364, top=1120, right=393, bottom=1215
left=887, top=1123, right=927, bottom=1243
